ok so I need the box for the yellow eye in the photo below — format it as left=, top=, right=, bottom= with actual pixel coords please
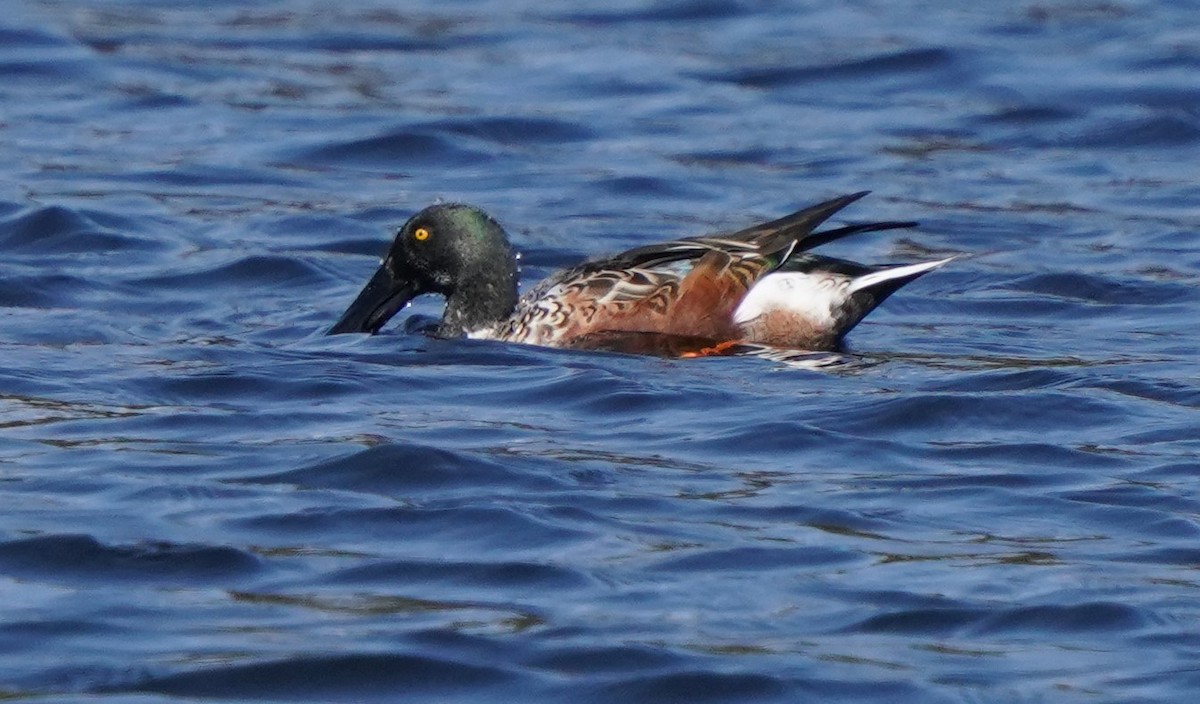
left=413, top=227, right=431, bottom=242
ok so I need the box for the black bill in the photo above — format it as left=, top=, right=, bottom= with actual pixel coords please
left=328, top=265, right=420, bottom=334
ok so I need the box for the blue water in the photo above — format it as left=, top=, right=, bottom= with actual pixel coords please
left=2, top=1, right=1199, bottom=702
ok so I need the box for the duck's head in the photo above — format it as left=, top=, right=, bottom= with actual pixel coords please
left=329, top=203, right=519, bottom=336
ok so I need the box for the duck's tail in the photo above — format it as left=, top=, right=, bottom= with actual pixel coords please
left=848, top=256, right=956, bottom=299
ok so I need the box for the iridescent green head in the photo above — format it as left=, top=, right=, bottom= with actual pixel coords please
left=329, top=204, right=519, bottom=336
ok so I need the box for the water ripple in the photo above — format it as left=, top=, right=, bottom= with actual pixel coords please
left=118, top=653, right=517, bottom=702
left=1, top=1, right=1199, bottom=702
left=0, top=534, right=261, bottom=585
left=708, top=47, right=961, bottom=88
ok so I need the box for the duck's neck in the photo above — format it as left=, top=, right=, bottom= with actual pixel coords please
left=438, top=259, right=519, bottom=337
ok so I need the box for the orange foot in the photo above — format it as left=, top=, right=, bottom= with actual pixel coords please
left=680, top=339, right=741, bottom=358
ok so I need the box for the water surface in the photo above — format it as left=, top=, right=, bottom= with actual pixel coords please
left=2, top=1, right=1199, bottom=702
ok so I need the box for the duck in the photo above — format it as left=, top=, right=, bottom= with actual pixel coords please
left=328, top=191, right=952, bottom=355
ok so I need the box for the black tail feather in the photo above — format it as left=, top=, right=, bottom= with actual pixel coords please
left=803, top=220, right=919, bottom=251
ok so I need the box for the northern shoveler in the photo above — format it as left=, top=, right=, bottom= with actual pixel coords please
left=329, top=191, right=952, bottom=355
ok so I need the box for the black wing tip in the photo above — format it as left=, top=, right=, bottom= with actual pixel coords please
left=801, top=220, right=919, bottom=251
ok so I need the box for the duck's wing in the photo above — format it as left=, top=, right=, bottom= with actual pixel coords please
left=603, top=191, right=875, bottom=270
left=801, top=218, right=918, bottom=250
left=520, top=230, right=797, bottom=344
left=502, top=192, right=908, bottom=347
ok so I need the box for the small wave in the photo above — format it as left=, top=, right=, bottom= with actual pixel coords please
left=556, top=1, right=752, bottom=25
left=0, top=534, right=261, bottom=585
left=0, top=205, right=167, bottom=255
left=1059, top=114, right=1200, bottom=149
left=653, top=544, right=861, bottom=572
left=324, top=556, right=589, bottom=590
left=420, top=116, right=595, bottom=146
left=292, top=130, right=493, bottom=171
left=237, top=442, right=567, bottom=495
left=111, top=653, right=515, bottom=701
left=702, top=48, right=958, bottom=88
left=973, top=601, right=1149, bottom=634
